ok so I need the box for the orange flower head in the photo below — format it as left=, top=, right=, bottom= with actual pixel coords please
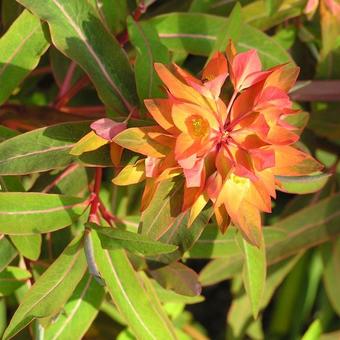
left=114, top=41, right=323, bottom=247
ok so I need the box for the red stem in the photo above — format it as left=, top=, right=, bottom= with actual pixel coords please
left=42, top=163, right=79, bottom=193
left=57, top=61, right=77, bottom=99
left=53, top=75, right=90, bottom=109
left=59, top=105, right=106, bottom=117
left=116, top=1, right=146, bottom=46
left=89, top=168, right=103, bottom=224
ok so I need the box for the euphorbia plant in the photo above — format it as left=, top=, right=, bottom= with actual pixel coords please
left=111, top=42, right=322, bottom=247
left=0, top=1, right=339, bottom=339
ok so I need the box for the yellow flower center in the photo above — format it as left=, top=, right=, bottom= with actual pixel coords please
left=187, top=115, right=209, bottom=138
left=230, top=173, right=249, bottom=186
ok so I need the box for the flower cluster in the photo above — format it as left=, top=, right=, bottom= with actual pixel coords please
left=114, top=41, right=322, bottom=247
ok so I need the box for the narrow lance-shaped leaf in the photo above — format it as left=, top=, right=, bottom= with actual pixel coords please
left=238, top=235, right=266, bottom=319
left=94, top=0, right=128, bottom=35
left=87, top=222, right=178, bottom=256
left=91, top=231, right=177, bottom=339
left=0, top=10, right=49, bottom=105
left=127, top=16, right=170, bottom=103
left=44, top=273, right=105, bottom=340
left=0, top=193, right=88, bottom=235
left=227, top=254, right=302, bottom=338
left=199, top=193, right=340, bottom=286
left=3, top=235, right=87, bottom=340
left=17, top=0, right=138, bottom=114
left=321, top=238, right=340, bottom=316
left=0, top=121, right=112, bottom=176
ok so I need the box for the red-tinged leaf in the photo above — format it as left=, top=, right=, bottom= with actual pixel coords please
left=149, top=262, right=201, bottom=297
left=90, top=118, right=126, bottom=141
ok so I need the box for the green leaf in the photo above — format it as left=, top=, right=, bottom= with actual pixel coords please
left=127, top=17, right=170, bottom=103
left=0, top=121, right=112, bottom=175
left=149, top=261, right=201, bottom=297
left=30, top=165, right=93, bottom=197
left=0, top=192, right=87, bottom=235
left=9, top=234, right=42, bottom=261
left=321, top=238, right=340, bottom=316
left=186, top=226, right=286, bottom=259
left=3, top=235, right=86, bottom=340
left=44, top=273, right=105, bottom=340
left=200, top=193, right=340, bottom=286
left=1, top=0, right=24, bottom=31
left=153, top=280, right=204, bottom=305
left=87, top=223, right=178, bottom=256
left=308, top=109, right=340, bottom=142
left=276, top=173, right=331, bottom=195
left=0, top=10, right=49, bottom=105
left=0, top=126, right=19, bottom=142
left=265, top=0, right=284, bottom=15
left=266, top=193, right=340, bottom=264
left=94, top=0, right=128, bottom=35
left=140, top=178, right=212, bottom=263
left=150, top=13, right=293, bottom=68
left=0, top=266, right=31, bottom=297
left=227, top=254, right=302, bottom=339
left=0, top=237, right=17, bottom=272
left=242, top=0, right=304, bottom=30
left=239, top=235, right=266, bottom=319
left=140, top=179, right=183, bottom=239
left=17, top=0, right=138, bottom=114
left=185, top=226, right=239, bottom=259
left=91, top=231, right=177, bottom=339
left=211, top=3, right=242, bottom=55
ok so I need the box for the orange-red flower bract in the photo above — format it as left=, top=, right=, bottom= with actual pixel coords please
left=114, top=42, right=323, bottom=247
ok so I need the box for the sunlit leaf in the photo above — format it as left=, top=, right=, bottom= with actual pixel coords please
left=3, top=235, right=86, bottom=339
left=91, top=231, right=177, bottom=339
left=44, top=273, right=105, bottom=340
left=0, top=121, right=112, bottom=175
left=0, top=267, right=31, bottom=297
left=88, top=223, right=178, bottom=256
left=0, top=193, right=87, bottom=235
left=0, top=10, right=49, bottom=105
left=276, top=173, right=331, bottom=194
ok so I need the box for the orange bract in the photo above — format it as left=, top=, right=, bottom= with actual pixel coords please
left=114, top=41, right=323, bottom=247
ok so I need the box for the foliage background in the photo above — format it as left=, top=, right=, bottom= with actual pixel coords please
left=0, top=0, right=339, bottom=339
